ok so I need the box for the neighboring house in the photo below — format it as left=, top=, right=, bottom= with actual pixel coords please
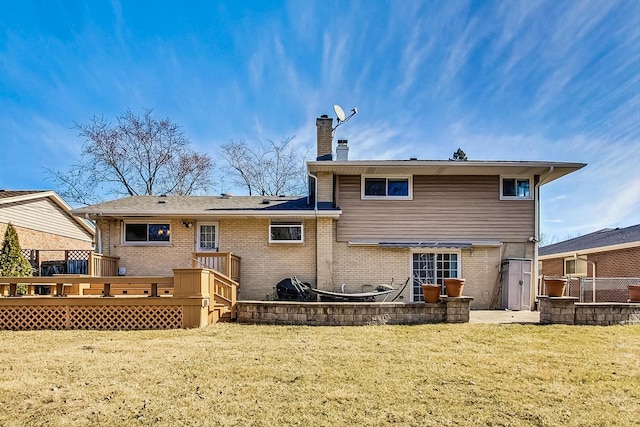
left=0, top=190, right=94, bottom=274
left=72, top=115, right=585, bottom=309
left=539, top=224, right=640, bottom=278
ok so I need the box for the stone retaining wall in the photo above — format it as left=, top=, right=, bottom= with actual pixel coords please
left=575, top=303, right=640, bottom=326
left=237, top=297, right=472, bottom=326
left=539, top=296, right=640, bottom=325
left=539, top=297, right=578, bottom=325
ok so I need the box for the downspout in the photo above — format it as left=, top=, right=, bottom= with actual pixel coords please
left=575, top=254, right=596, bottom=302
left=308, top=173, right=318, bottom=212
left=534, top=167, right=554, bottom=303
left=89, top=214, right=102, bottom=254
left=308, top=172, right=319, bottom=294
left=97, top=225, right=102, bottom=254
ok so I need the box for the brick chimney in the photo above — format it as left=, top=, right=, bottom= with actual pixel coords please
left=316, top=115, right=333, bottom=161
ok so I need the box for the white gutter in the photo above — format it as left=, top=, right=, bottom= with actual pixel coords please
left=79, top=210, right=341, bottom=219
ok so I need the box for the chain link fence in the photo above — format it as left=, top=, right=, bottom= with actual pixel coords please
left=579, top=277, right=640, bottom=302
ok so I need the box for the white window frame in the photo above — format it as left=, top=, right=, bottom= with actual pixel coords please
left=269, top=221, right=304, bottom=244
left=410, top=249, right=462, bottom=302
left=564, top=257, right=587, bottom=276
left=500, top=176, right=533, bottom=200
left=196, top=221, right=219, bottom=252
left=122, top=221, right=171, bottom=245
left=361, top=175, right=413, bottom=200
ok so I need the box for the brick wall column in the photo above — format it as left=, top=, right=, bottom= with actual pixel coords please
left=443, top=296, right=473, bottom=323
left=316, top=172, right=334, bottom=204
left=316, top=217, right=334, bottom=290
left=539, top=296, right=578, bottom=324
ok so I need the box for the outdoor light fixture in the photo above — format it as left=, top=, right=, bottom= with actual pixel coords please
left=182, top=221, right=193, bottom=228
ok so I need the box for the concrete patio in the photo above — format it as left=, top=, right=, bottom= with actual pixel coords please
left=469, top=310, right=540, bottom=324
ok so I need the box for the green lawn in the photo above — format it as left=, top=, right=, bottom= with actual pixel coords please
left=1, top=323, right=638, bottom=426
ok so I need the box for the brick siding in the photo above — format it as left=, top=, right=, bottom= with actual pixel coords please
left=332, top=241, right=501, bottom=309
left=98, top=216, right=533, bottom=309
left=101, top=218, right=317, bottom=301
left=587, top=247, right=640, bottom=277
left=540, top=258, right=564, bottom=276
left=0, top=222, right=93, bottom=255
left=540, top=246, right=640, bottom=278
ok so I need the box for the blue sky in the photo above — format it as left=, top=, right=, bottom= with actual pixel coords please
left=1, top=0, right=638, bottom=240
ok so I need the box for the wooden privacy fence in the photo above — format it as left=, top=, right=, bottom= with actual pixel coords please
left=0, top=268, right=238, bottom=330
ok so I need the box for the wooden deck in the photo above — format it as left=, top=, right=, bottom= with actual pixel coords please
left=0, top=268, right=238, bottom=329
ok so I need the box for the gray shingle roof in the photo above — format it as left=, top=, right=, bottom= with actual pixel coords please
left=71, top=195, right=332, bottom=217
left=539, top=224, right=640, bottom=255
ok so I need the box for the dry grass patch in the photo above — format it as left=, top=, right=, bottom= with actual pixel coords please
left=0, top=323, right=638, bottom=426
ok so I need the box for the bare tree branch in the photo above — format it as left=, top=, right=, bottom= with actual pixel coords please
left=220, top=137, right=309, bottom=196
left=47, top=109, right=213, bottom=204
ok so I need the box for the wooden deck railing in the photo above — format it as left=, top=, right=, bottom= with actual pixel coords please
left=192, top=252, right=241, bottom=283
left=0, top=275, right=173, bottom=298
left=88, top=253, right=120, bottom=276
left=208, top=270, right=238, bottom=319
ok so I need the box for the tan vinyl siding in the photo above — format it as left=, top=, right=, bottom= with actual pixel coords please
left=0, top=199, right=93, bottom=242
left=336, top=175, right=534, bottom=242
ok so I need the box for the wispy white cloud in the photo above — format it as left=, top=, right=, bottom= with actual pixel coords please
left=0, top=0, right=637, bottom=234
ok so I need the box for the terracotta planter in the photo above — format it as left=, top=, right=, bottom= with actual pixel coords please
left=544, top=278, right=567, bottom=297
left=444, top=278, right=465, bottom=297
left=629, top=285, right=640, bottom=302
left=421, top=284, right=441, bottom=304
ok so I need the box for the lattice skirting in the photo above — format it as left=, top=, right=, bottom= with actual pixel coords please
left=0, top=305, right=183, bottom=330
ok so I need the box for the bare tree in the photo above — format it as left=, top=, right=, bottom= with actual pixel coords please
left=220, top=137, right=309, bottom=196
left=539, top=232, right=581, bottom=247
left=48, top=109, right=213, bottom=204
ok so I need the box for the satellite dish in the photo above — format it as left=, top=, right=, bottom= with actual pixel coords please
left=331, top=103, right=358, bottom=133
left=334, top=104, right=346, bottom=122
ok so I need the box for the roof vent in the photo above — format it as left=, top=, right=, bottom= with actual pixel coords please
left=221, top=193, right=232, bottom=199
left=336, top=139, right=349, bottom=161
left=159, top=194, right=167, bottom=197
left=409, top=157, right=417, bottom=161
left=158, top=200, right=166, bottom=204
left=262, top=198, right=270, bottom=204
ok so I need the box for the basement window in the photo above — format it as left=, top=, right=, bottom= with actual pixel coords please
left=123, top=222, right=171, bottom=244
left=362, top=176, right=412, bottom=200
left=269, top=222, right=303, bottom=243
left=500, top=177, right=532, bottom=200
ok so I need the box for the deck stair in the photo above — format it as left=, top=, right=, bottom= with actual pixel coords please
left=211, top=302, right=233, bottom=323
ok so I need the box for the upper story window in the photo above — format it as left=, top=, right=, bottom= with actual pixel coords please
left=123, top=222, right=171, bottom=244
left=269, top=222, right=304, bottom=243
left=361, top=176, right=412, bottom=200
left=500, top=177, right=532, bottom=200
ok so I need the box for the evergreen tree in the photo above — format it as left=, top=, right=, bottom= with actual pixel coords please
left=450, top=148, right=468, bottom=161
left=0, top=223, right=32, bottom=277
